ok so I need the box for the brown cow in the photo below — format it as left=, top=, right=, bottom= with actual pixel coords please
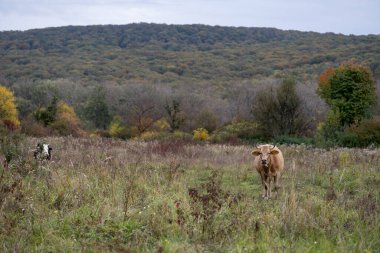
left=251, top=144, right=284, bottom=199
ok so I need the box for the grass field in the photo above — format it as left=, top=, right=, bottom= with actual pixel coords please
left=1, top=137, right=380, bottom=252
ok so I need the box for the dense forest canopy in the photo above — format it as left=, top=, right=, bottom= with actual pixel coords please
left=1, top=23, right=380, bottom=85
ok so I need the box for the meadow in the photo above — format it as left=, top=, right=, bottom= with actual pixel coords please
left=1, top=137, right=379, bottom=252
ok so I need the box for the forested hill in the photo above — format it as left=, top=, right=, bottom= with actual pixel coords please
left=1, top=23, right=379, bottom=84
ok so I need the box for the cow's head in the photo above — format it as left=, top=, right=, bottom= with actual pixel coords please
left=251, top=144, right=279, bottom=168
left=37, top=143, right=52, bottom=159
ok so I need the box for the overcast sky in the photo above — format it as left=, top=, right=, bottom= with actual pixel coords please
left=0, top=0, right=379, bottom=35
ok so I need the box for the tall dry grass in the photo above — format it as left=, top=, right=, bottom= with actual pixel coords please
left=1, top=137, right=379, bottom=252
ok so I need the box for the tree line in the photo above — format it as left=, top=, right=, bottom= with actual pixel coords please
left=1, top=62, right=379, bottom=147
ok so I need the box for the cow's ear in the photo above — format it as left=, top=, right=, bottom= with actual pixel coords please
left=270, top=149, right=279, bottom=155
left=251, top=150, right=261, bottom=156
left=49, top=146, right=52, bottom=151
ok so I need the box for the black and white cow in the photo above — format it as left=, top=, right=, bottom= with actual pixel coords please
left=34, top=143, right=52, bottom=160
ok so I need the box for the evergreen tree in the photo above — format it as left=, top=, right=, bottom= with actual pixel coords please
left=84, top=87, right=111, bottom=129
left=252, top=77, right=307, bottom=137
left=34, top=96, right=58, bottom=127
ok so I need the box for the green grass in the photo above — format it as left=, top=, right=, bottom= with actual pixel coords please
left=1, top=137, right=379, bottom=252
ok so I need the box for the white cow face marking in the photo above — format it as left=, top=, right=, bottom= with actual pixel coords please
left=34, top=143, right=52, bottom=160
left=42, top=144, right=50, bottom=156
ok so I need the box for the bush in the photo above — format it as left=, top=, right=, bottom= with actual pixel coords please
left=316, top=116, right=380, bottom=148
left=108, top=116, right=131, bottom=139
left=152, top=119, right=170, bottom=132
left=315, top=110, right=342, bottom=147
left=193, top=128, right=209, bottom=141
left=337, top=131, right=360, bottom=148
left=346, top=117, right=380, bottom=147
left=187, top=171, right=242, bottom=238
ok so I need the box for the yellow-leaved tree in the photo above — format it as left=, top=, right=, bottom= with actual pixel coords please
left=108, top=115, right=130, bottom=139
left=50, top=100, right=85, bottom=136
left=108, top=115, right=124, bottom=137
left=0, top=85, right=20, bottom=130
left=193, top=128, right=209, bottom=141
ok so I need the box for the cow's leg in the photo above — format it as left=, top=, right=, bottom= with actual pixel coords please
left=263, top=175, right=270, bottom=199
left=274, top=174, right=281, bottom=192
left=267, top=177, right=272, bottom=199
left=261, top=175, right=267, bottom=198
left=260, top=173, right=267, bottom=198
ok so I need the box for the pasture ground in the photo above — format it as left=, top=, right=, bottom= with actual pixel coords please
left=1, top=137, right=379, bottom=252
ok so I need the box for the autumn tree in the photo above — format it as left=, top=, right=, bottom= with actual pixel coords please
left=126, top=85, right=163, bottom=136
left=318, top=62, right=377, bottom=127
left=50, top=101, right=84, bottom=136
left=0, top=85, right=20, bottom=130
left=129, top=101, right=157, bottom=136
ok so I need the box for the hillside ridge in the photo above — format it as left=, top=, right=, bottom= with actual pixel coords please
left=1, top=23, right=379, bottom=84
